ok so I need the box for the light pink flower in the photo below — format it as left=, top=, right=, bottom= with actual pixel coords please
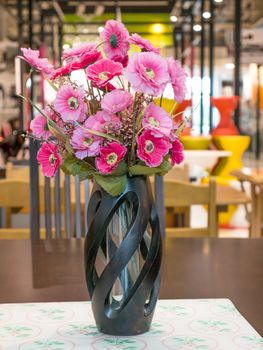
left=96, top=141, right=127, bottom=174
left=37, top=143, right=62, bottom=177
left=30, top=113, right=51, bottom=141
left=129, top=33, right=160, bottom=54
left=137, top=129, right=170, bottom=167
left=125, top=52, right=169, bottom=96
left=86, top=59, right=123, bottom=87
left=85, top=111, right=121, bottom=133
left=19, top=48, right=53, bottom=75
left=167, top=57, right=187, bottom=103
left=71, top=127, right=101, bottom=160
left=101, top=90, right=133, bottom=114
left=142, top=103, right=173, bottom=137
left=50, top=51, right=102, bottom=80
left=54, top=85, right=87, bottom=122
left=170, top=138, right=184, bottom=166
left=62, top=43, right=98, bottom=62
left=100, top=20, right=129, bottom=59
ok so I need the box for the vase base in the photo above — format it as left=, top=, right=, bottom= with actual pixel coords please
left=96, top=322, right=151, bottom=336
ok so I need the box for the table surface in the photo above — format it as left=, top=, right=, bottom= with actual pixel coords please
left=0, top=238, right=262, bottom=336
left=1, top=299, right=261, bottom=349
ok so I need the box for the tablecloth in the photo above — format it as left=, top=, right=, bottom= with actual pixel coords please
left=0, top=299, right=262, bottom=349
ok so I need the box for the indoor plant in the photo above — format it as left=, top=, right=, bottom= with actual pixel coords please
left=18, top=19, right=187, bottom=335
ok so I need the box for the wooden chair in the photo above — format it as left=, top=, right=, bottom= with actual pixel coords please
left=0, top=179, right=66, bottom=239
left=164, top=164, right=190, bottom=227
left=164, top=177, right=217, bottom=237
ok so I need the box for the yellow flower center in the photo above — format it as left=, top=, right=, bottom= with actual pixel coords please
left=148, top=117, right=159, bottom=127
left=106, top=152, right=118, bottom=165
left=98, top=71, right=109, bottom=80
left=67, top=96, right=79, bottom=110
left=145, top=140, right=154, bottom=154
left=83, top=138, right=93, bottom=147
left=146, top=68, right=155, bottom=79
left=49, top=154, right=57, bottom=166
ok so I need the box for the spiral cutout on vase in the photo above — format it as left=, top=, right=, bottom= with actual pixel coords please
left=84, top=176, right=162, bottom=335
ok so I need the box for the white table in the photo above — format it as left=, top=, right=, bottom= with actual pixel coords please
left=183, top=150, right=232, bottom=179
left=0, top=299, right=262, bottom=349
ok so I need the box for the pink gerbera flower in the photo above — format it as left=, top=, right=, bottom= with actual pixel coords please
left=100, top=20, right=130, bottom=59
left=19, top=48, right=53, bottom=75
left=30, top=112, right=51, bottom=141
left=129, top=34, right=160, bottom=54
left=125, top=52, right=169, bottom=96
left=167, top=57, right=187, bottom=103
left=62, top=43, right=98, bottom=62
left=170, top=138, right=184, bottom=166
left=137, top=129, right=170, bottom=167
left=96, top=141, right=127, bottom=174
left=71, top=127, right=101, bottom=160
left=86, top=59, right=123, bottom=87
left=142, top=103, right=173, bottom=137
left=54, top=85, right=87, bottom=122
left=50, top=50, right=101, bottom=80
left=101, top=90, right=133, bottom=114
left=37, top=143, right=62, bottom=177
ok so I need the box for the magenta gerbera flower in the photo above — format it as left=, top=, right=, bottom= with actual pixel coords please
left=86, top=59, right=123, bottom=87
left=129, top=34, right=160, bottom=54
left=30, top=112, right=51, bottom=141
left=19, top=48, right=53, bottom=75
left=170, top=138, right=184, bottom=166
left=96, top=141, right=127, bottom=174
left=137, top=129, right=170, bottom=167
left=71, top=127, right=101, bottom=160
left=101, top=90, right=133, bottom=114
left=62, top=43, right=98, bottom=62
left=37, top=143, right=62, bottom=177
left=125, top=52, right=169, bottom=96
left=50, top=51, right=102, bottom=80
left=54, top=85, right=87, bottom=122
left=100, top=20, right=130, bottom=59
left=112, top=54, right=129, bottom=68
left=142, top=103, right=173, bottom=137
left=167, top=57, right=187, bottom=103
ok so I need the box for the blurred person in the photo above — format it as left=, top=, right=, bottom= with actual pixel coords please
left=0, top=117, right=25, bottom=162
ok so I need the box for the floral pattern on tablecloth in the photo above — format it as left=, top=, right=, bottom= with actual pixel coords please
left=0, top=299, right=262, bottom=350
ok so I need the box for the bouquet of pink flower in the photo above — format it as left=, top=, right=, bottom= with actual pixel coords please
left=19, top=20, right=186, bottom=196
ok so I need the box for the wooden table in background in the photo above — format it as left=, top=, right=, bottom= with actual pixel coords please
left=0, top=238, right=262, bottom=335
left=232, top=168, right=263, bottom=237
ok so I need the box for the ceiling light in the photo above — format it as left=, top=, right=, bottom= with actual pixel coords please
left=225, top=63, right=235, bottom=70
left=214, top=0, right=224, bottom=2
left=151, top=23, right=165, bottom=34
left=170, top=15, right=178, bottom=22
left=202, top=11, right=211, bottom=19
left=98, top=26, right=104, bottom=33
left=193, top=24, right=202, bottom=32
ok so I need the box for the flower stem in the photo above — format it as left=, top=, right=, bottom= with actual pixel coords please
left=76, top=122, right=119, bottom=141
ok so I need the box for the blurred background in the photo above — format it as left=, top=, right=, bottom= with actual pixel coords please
left=0, top=0, right=263, bottom=239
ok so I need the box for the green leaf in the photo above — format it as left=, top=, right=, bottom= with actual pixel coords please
left=93, top=174, right=127, bottom=196
left=128, top=159, right=172, bottom=177
left=78, top=162, right=96, bottom=181
left=60, top=155, right=78, bottom=175
left=61, top=155, right=95, bottom=178
left=110, top=160, right=128, bottom=176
